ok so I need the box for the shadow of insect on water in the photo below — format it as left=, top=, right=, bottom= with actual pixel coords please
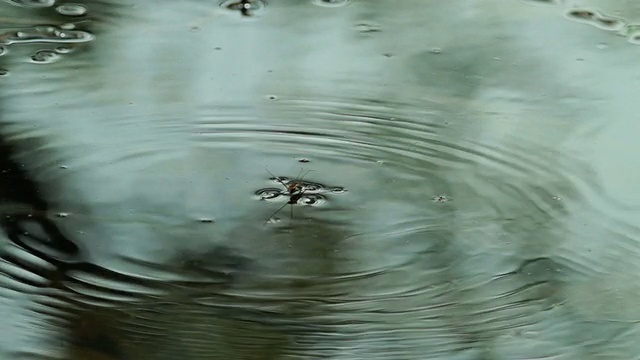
left=256, top=167, right=346, bottom=225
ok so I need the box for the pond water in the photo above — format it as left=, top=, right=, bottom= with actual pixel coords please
left=1, top=0, right=640, bottom=359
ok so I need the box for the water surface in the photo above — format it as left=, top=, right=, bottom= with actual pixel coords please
left=1, top=0, right=640, bottom=359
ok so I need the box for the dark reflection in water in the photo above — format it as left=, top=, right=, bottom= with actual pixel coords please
left=2, top=0, right=640, bottom=359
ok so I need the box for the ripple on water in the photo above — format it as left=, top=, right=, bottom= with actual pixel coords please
left=2, top=0, right=55, bottom=8
left=311, top=0, right=351, bottom=8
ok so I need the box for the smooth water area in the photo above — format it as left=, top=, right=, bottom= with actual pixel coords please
left=1, top=0, right=640, bottom=359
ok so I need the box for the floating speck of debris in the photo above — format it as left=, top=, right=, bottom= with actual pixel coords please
left=432, top=195, right=451, bottom=203
left=198, top=218, right=215, bottom=223
left=298, top=158, right=310, bottom=163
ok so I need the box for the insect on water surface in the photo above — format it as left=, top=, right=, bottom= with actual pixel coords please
left=258, top=167, right=344, bottom=225
left=263, top=167, right=312, bottom=224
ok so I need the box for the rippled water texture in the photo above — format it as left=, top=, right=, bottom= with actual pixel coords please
left=1, top=0, right=640, bottom=359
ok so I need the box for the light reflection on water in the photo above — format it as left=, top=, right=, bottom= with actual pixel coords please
left=0, top=0, right=640, bottom=359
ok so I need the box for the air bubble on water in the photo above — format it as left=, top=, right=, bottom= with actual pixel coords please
left=3, top=0, right=55, bottom=8
left=56, top=3, right=87, bottom=16
left=311, top=0, right=350, bottom=8
left=31, top=49, right=61, bottom=64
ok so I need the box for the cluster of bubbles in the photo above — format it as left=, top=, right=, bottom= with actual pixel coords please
left=0, top=2, right=92, bottom=73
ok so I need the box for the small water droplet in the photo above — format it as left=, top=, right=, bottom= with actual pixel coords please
left=56, top=3, right=87, bottom=16
left=31, top=49, right=61, bottom=64
left=311, top=0, right=350, bottom=8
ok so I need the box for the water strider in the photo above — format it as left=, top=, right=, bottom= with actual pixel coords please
left=258, top=167, right=346, bottom=224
